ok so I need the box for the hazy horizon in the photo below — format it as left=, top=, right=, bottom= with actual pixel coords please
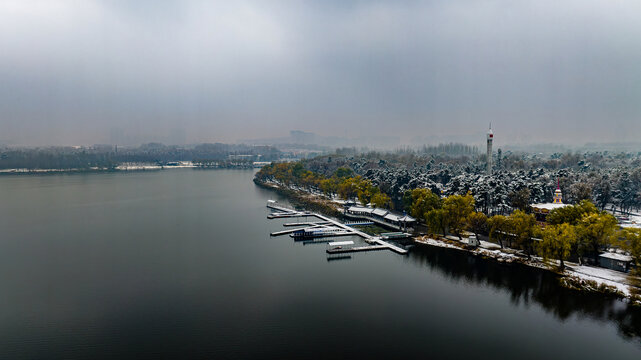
left=1, top=0, right=640, bottom=147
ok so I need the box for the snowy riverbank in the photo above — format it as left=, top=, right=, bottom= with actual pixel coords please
left=414, top=235, right=640, bottom=303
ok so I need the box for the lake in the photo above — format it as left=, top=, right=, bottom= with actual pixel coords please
left=0, top=169, right=639, bottom=359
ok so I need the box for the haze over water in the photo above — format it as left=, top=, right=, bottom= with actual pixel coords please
left=0, top=169, right=639, bottom=359
left=2, top=1, right=641, bottom=146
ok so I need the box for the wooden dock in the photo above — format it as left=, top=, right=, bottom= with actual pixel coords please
left=282, top=221, right=330, bottom=227
left=344, top=221, right=374, bottom=226
left=371, top=238, right=409, bottom=254
left=267, top=201, right=408, bottom=255
left=290, top=230, right=354, bottom=239
left=326, top=245, right=388, bottom=254
left=270, top=225, right=323, bottom=236
left=267, top=212, right=313, bottom=219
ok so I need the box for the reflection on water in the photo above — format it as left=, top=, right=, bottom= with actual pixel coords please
left=410, top=245, right=641, bottom=341
left=1, top=170, right=639, bottom=359
left=327, top=255, right=352, bottom=262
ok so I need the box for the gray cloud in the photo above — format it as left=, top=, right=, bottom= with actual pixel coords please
left=1, top=0, right=640, bottom=146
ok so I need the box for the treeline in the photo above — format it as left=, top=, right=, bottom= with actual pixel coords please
left=255, top=162, right=392, bottom=208
left=419, top=143, right=478, bottom=156
left=193, top=159, right=255, bottom=168
left=0, top=143, right=281, bottom=170
left=256, top=161, right=641, bottom=285
left=0, top=148, right=118, bottom=170
left=302, top=149, right=641, bottom=214
left=407, top=188, right=641, bottom=277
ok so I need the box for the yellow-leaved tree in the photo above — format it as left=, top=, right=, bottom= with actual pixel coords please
left=538, top=223, right=577, bottom=270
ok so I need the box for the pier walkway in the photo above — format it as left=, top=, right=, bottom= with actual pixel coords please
left=267, top=201, right=408, bottom=255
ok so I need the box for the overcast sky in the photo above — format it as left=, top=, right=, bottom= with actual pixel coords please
left=1, top=0, right=640, bottom=146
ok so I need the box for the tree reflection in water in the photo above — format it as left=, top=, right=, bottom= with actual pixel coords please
left=409, top=245, right=641, bottom=341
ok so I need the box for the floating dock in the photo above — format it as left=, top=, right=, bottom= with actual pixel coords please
left=380, top=232, right=412, bottom=240
left=267, top=201, right=408, bottom=255
left=283, top=221, right=330, bottom=227
left=344, top=221, right=375, bottom=226
left=328, top=241, right=355, bottom=246
left=267, top=212, right=313, bottom=219
left=290, top=230, right=353, bottom=239
left=326, top=245, right=388, bottom=254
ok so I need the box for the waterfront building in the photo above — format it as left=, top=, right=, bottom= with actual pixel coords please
left=344, top=205, right=416, bottom=230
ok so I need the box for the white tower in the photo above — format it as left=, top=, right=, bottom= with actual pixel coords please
left=486, top=123, right=493, bottom=175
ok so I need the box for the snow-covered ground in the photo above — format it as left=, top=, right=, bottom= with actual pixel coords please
left=565, top=264, right=630, bottom=295
left=0, top=162, right=198, bottom=173
left=116, top=161, right=196, bottom=171
left=415, top=236, right=462, bottom=250
left=414, top=235, right=637, bottom=298
left=0, top=168, right=82, bottom=173
left=620, top=214, right=641, bottom=229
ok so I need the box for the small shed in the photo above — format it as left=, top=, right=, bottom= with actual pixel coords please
left=599, top=252, right=633, bottom=273
left=468, top=234, right=480, bottom=248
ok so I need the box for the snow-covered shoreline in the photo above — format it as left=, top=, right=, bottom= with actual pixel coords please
left=0, top=164, right=193, bottom=173
left=258, top=180, right=641, bottom=303
left=0, top=161, right=261, bottom=174
left=414, top=235, right=639, bottom=302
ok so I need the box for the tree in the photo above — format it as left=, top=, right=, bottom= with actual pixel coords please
left=467, top=212, right=488, bottom=240
left=426, top=209, right=448, bottom=236
left=355, top=178, right=378, bottom=206
left=333, top=167, right=354, bottom=179
left=593, top=176, right=612, bottom=210
left=576, top=212, right=618, bottom=264
left=569, top=182, right=593, bottom=203
left=509, top=210, right=537, bottom=258
left=619, top=228, right=641, bottom=265
left=408, top=188, right=442, bottom=223
left=618, top=228, right=641, bottom=296
left=402, top=190, right=414, bottom=212
left=547, top=200, right=598, bottom=226
left=488, top=215, right=509, bottom=248
left=538, top=223, right=576, bottom=270
left=319, top=178, right=337, bottom=198
left=443, top=193, right=475, bottom=239
left=509, top=188, right=531, bottom=212
left=371, top=192, right=392, bottom=209
left=337, top=177, right=361, bottom=200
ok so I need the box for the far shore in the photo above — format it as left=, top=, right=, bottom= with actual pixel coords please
left=0, top=162, right=262, bottom=175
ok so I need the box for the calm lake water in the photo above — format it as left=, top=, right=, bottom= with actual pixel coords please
left=1, top=169, right=640, bottom=359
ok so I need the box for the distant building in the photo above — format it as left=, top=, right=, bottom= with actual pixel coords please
left=486, top=124, right=493, bottom=175
left=344, top=205, right=416, bottom=231
left=531, top=180, right=568, bottom=223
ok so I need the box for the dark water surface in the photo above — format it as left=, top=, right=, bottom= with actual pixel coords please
left=1, top=169, right=640, bottom=359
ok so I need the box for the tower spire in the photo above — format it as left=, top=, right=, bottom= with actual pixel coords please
left=553, top=178, right=563, bottom=204
left=486, top=124, right=493, bottom=175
